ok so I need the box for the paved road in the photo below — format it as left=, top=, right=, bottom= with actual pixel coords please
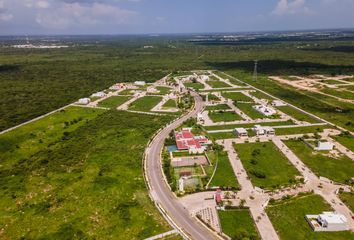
left=145, top=91, right=217, bottom=240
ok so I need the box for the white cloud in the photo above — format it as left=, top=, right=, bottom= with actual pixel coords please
left=35, top=2, right=138, bottom=29
left=272, top=0, right=313, bottom=15
left=0, top=0, right=13, bottom=22
left=36, top=1, right=50, bottom=9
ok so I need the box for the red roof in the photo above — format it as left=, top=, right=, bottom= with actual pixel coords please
left=215, top=190, right=222, bottom=203
left=175, top=129, right=208, bottom=151
left=176, top=140, right=188, bottom=150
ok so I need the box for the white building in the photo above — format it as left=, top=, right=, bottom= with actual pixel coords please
left=272, top=100, right=287, bottom=107
left=197, top=113, right=204, bottom=123
left=315, top=141, right=335, bottom=151
left=78, top=98, right=90, bottom=105
left=234, top=128, right=248, bottom=138
left=134, top=81, right=146, bottom=86
left=253, top=105, right=277, bottom=117
left=252, top=125, right=275, bottom=136
left=199, top=75, right=209, bottom=81
left=90, top=92, right=106, bottom=98
left=306, top=212, right=348, bottom=232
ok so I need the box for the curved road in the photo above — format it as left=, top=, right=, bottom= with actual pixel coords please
left=146, top=91, right=217, bottom=240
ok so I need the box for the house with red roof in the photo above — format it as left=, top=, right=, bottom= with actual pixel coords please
left=175, top=128, right=211, bottom=154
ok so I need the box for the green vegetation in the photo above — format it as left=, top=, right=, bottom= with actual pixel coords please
left=218, top=209, right=260, bottom=240
left=267, top=194, right=354, bottom=240
left=156, top=86, right=172, bottom=95
left=205, top=104, right=231, bottom=111
left=234, top=142, right=301, bottom=190
left=184, top=82, right=204, bottom=90
left=339, top=191, right=354, bottom=212
left=249, top=90, right=274, bottom=100
left=208, top=151, right=239, bottom=189
left=277, top=106, right=320, bottom=123
left=208, top=111, right=243, bottom=122
left=207, top=93, right=220, bottom=101
left=208, top=131, right=236, bottom=140
left=275, top=125, right=331, bottom=135
left=333, top=132, right=354, bottom=152
left=285, top=139, right=354, bottom=184
left=206, top=80, right=231, bottom=88
left=162, top=99, right=177, bottom=109
left=235, top=102, right=268, bottom=119
left=0, top=110, right=174, bottom=239
left=118, top=89, right=134, bottom=95
left=222, top=92, right=253, bottom=102
left=2, top=37, right=354, bottom=133
left=219, top=69, right=354, bottom=132
left=204, top=120, right=294, bottom=131
left=129, top=96, right=162, bottom=112
left=97, top=96, right=131, bottom=109
left=0, top=106, right=105, bottom=168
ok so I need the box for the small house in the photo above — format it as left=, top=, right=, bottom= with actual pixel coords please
left=91, top=92, right=106, bottom=98
left=253, top=105, right=277, bottom=117
left=271, top=100, right=287, bottom=107
left=134, top=81, right=146, bottom=86
left=234, top=128, right=248, bottom=138
left=306, top=212, right=348, bottom=232
left=315, top=141, right=334, bottom=151
left=78, top=98, right=90, bottom=105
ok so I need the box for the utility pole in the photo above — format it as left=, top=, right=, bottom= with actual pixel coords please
left=253, top=60, right=258, bottom=82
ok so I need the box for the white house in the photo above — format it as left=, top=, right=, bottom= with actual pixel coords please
left=253, top=105, right=277, bottom=117
left=306, top=212, right=348, bottom=232
left=134, top=81, right=146, bottom=86
left=271, top=100, right=287, bottom=107
left=197, top=113, right=204, bottom=123
left=199, top=75, right=209, bottom=81
left=315, top=141, right=335, bottom=151
left=90, top=92, right=106, bottom=98
left=252, top=125, right=275, bottom=136
left=234, top=128, right=248, bottom=138
left=78, top=98, right=90, bottom=105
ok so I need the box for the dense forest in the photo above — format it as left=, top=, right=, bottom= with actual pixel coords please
left=1, top=34, right=354, bottom=131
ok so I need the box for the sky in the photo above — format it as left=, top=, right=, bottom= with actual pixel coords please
left=0, top=0, right=353, bottom=35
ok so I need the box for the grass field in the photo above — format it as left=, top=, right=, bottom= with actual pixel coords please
left=204, top=120, right=294, bottom=131
left=208, top=111, right=243, bottom=122
left=284, top=139, right=354, bottom=184
left=0, top=110, right=174, bottom=239
left=207, top=93, right=220, bottom=101
left=129, top=96, right=162, bottom=112
left=222, top=92, right=254, bottom=102
left=206, top=80, right=232, bottom=89
left=208, top=151, right=239, bottom=189
left=275, top=106, right=320, bottom=123
left=97, top=96, right=131, bottom=109
left=0, top=106, right=105, bottom=168
left=184, top=82, right=205, bottom=90
left=266, top=194, right=354, bottom=240
left=333, top=133, right=354, bottom=152
left=218, top=209, right=260, bottom=240
left=235, top=102, right=268, bottom=119
left=156, top=86, right=172, bottom=95
left=162, top=99, right=177, bottom=109
left=234, top=142, right=300, bottom=190
left=275, top=125, right=331, bottom=135
left=205, top=104, right=231, bottom=111
left=249, top=90, right=274, bottom=100
left=339, top=191, right=354, bottom=212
